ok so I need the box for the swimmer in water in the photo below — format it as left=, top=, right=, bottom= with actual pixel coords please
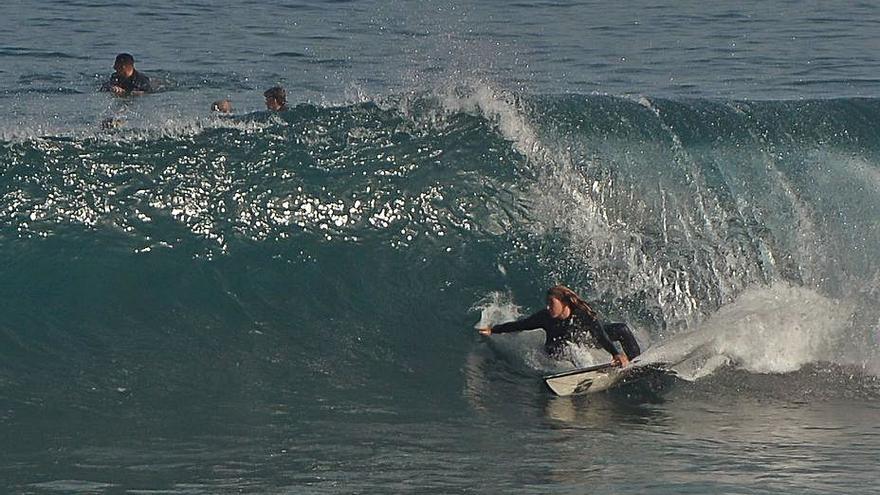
left=263, top=86, right=288, bottom=111
left=101, top=53, right=152, bottom=96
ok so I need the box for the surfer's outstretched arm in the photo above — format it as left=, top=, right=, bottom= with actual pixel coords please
left=477, top=310, right=551, bottom=336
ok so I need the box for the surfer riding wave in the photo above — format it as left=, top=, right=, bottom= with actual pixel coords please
left=478, top=285, right=641, bottom=367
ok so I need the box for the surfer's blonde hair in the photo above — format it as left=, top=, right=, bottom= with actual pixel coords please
left=546, top=285, right=598, bottom=320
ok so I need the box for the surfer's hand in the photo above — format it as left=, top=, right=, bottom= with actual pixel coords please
left=477, top=327, right=492, bottom=336
left=612, top=354, right=630, bottom=367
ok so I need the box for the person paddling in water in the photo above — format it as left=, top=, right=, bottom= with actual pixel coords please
left=101, top=53, right=152, bottom=96
left=478, top=285, right=641, bottom=367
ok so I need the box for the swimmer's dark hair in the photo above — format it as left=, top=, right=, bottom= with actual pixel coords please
left=115, top=53, right=135, bottom=66
left=547, top=285, right=598, bottom=320
left=263, top=86, right=286, bottom=103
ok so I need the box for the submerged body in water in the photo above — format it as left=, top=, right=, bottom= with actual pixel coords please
left=100, top=53, right=152, bottom=96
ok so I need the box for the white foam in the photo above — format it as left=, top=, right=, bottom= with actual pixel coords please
left=644, top=282, right=853, bottom=379
left=471, top=290, right=522, bottom=330
left=472, top=291, right=549, bottom=372
left=435, top=83, right=546, bottom=160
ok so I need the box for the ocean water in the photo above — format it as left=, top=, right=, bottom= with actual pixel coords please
left=2, top=1, right=880, bottom=493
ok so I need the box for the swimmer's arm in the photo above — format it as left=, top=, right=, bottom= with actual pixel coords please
left=478, top=310, right=551, bottom=336
left=588, top=323, right=625, bottom=363
left=99, top=83, right=124, bottom=94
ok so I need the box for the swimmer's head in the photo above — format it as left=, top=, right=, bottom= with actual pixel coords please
left=211, top=99, right=233, bottom=113
left=113, top=53, right=136, bottom=77
left=263, top=86, right=287, bottom=111
left=545, top=285, right=598, bottom=320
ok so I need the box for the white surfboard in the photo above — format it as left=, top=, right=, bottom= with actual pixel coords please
left=543, top=361, right=674, bottom=396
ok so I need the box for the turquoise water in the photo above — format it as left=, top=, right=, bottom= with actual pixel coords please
left=2, top=2, right=880, bottom=493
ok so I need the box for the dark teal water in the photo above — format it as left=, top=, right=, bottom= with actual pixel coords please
left=2, top=2, right=880, bottom=493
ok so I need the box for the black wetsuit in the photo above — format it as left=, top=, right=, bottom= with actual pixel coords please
left=101, top=70, right=152, bottom=94
left=491, top=308, right=641, bottom=360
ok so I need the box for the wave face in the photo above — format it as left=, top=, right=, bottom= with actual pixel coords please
left=2, top=91, right=879, bottom=415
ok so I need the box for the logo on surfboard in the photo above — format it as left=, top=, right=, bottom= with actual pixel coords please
left=573, top=379, right=594, bottom=394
